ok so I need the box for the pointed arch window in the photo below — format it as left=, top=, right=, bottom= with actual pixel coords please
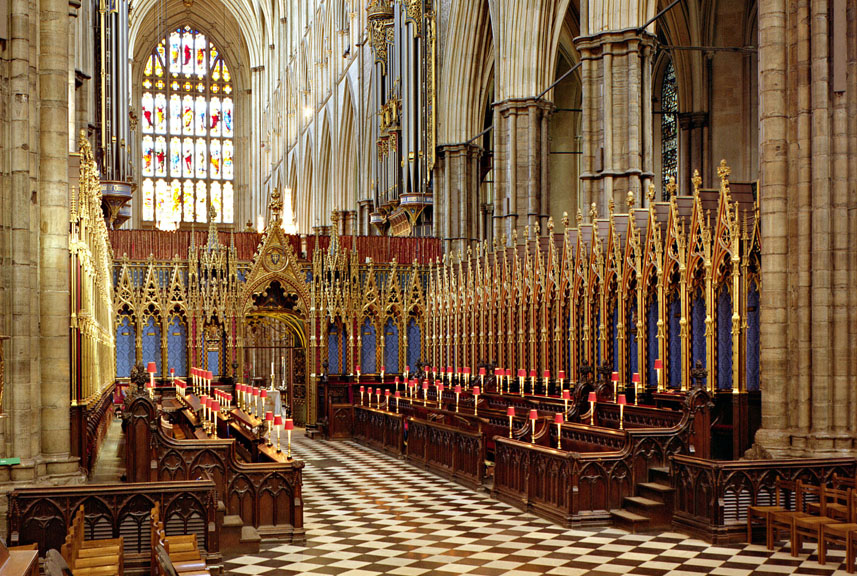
left=661, top=60, right=678, bottom=199
left=141, top=26, right=235, bottom=229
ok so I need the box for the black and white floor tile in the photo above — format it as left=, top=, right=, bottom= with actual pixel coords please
left=225, top=436, right=851, bottom=576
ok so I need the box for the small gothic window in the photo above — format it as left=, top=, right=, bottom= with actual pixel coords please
left=661, top=60, right=678, bottom=199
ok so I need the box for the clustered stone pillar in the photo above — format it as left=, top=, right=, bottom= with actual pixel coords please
left=38, top=0, right=75, bottom=474
left=755, top=0, right=857, bottom=457
left=576, top=29, right=655, bottom=219
left=438, top=143, right=482, bottom=252
left=492, top=99, right=552, bottom=243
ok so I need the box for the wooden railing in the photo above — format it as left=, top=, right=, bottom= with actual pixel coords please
left=71, top=382, right=116, bottom=475
left=407, top=418, right=485, bottom=489
left=670, top=454, right=857, bottom=543
left=7, top=479, right=219, bottom=575
left=352, top=406, right=404, bottom=455
left=124, top=394, right=304, bottom=542
left=493, top=388, right=713, bottom=526
left=328, top=404, right=354, bottom=439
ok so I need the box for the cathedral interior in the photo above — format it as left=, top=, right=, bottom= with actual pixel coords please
left=1, top=0, right=857, bottom=575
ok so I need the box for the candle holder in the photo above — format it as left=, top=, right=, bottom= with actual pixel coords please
left=654, top=359, right=663, bottom=392
left=385, top=389, right=391, bottom=411
left=274, top=415, right=283, bottom=452
left=479, top=367, right=485, bottom=391
left=558, top=370, right=565, bottom=394
left=588, top=391, right=597, bottom=426
left=507, top=406, right=515, bottom=438
left=473, top=386, right=480, bottom=416
left=422, top=382, right=428, bottom=406
left=284, top=418, right=294, bottom=460
left=506, top=369, right=512, bottom=395
left=394, top=391, right=400, bottom=414
left=359, top=385, right=364, bottom=406
left=562, top=389, right=571, bottom=421
left=611, top=372, right=619, bottom=402
left=543, top=370, right=550, bottom=397
left=617, top=394, right=627, bottom=430
left=529, top=370, right=537, bottom=396
left=517, top=369, right=525, bottom=397
left=454, top=385, right=461, bottom=412
left=554, top=412, right=563, bottom=449
left=632, top=372, right=640, bottom=406
left=529, top=409, right=538, bottom=444
left=437, top=383, right=444, bottom=408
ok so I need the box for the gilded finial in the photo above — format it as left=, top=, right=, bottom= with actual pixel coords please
left=562, top=211, right=569, bottom=228
left=692, top=169, right=702, bottom=194
left=666, top=176, right=677, bottom=198
left=547, top=217, right=554, bottom=234
left=717, top=159, right=731, bottom=183
left=533, top=221, right=540, bottom=238
left=647, top=183, right=656, bottom=202
left=523, top=225, right=530, bottom=241
left=576, top=208, right=583, bottom=228
left=608, top=199, right=615, bottom=217
left=511, top=229, right=518, bottom=245
left=500, top=232, right=507, bottom=247
left=626, top=191, right=636, bottom=210
left=589, top=202, right=598, bottom=221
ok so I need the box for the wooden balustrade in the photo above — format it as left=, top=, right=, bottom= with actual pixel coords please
left=124, top=394, right=304, bottom=542
left=670, top=455, right=857, bottom=544
left=71, top=382, right=116, bottom=475
left=352, top=406, right=405, bottom=455
left=7, top=479, right=219, bottom=576
left=407, top=418, right=485, bottom=490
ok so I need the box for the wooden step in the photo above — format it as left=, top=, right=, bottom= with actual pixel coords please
left=220, top=515, right=260, bottom=555
left=610, top=509, right=650, bottom=533
left=623, top=496, right=670, bottom=527
left=648, top=466, right=671, bottom=485
left=637, top=481, right=675, bottom=506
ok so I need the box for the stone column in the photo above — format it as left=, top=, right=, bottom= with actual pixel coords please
left=39, top=0, right=75, bottom=474
left=437, top=143, right=482, bottom=252
left=753, top=0, right=857, bottom=457
left=576, top=30, right=655, bottom=219
left=492, top=99, right=552, bottom=242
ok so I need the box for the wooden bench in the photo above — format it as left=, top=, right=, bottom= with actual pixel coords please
left=59, top=506, right=123, bottom=576
left=151, top=503, right=210, bottom=576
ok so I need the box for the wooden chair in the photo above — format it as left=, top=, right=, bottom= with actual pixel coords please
left=793, top=485, right=851, bottom=557
left=60, top=506, right=124, bottom=576
left=767, top=479, right=813, bottom=554
left=747, top=478, right=791, bottom=547
left=819, top=489, right=857, bottom=571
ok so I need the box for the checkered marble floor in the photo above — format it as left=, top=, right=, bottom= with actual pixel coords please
left=224, top=435, right=852, bottom=576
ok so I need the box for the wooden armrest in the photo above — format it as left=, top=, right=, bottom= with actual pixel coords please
left=73, top=555, right=120, bottom=569
left=173, top=560, right=208, bottom=571
left=167, top=535, right=198, bottom=546
left=76, top=545, right=122, bottom=559
left=165, top=540, right=198, bottom=554
left=168, top=551, right=203, bottom=563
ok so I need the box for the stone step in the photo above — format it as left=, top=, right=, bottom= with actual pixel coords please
left=609, top=509, right=650, bottom=534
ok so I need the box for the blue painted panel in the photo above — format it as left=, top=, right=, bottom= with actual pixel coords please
left=691, top=290, right=706, bottom=386
left=141, top=316, right=161, bottom=373
left=116, top=316, right=135, bottom=378
left=207, top=349, right=219, bottom=376
left=328, top=325, right=341, bottom=374
left=384, top=319, right=399, bottom=373
left=717, top=288, right=733, bottom=390
left=361, top=319, right=377, bottom=374
left=747, top=282, right=760, bottom=392
left=406, top=319, right=420, bottom=371
left=628, top=301, right=638, bottom=377
left=167, top=315, right=187, bottom=377
left=669, top=297, right=681, bottom=388
left=647, top=299, right=658, bottom=386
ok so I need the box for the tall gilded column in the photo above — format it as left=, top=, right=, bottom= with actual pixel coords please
left=39, top=0, right=75, bottom=472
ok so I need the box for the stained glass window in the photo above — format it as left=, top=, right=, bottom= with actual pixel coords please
left=661, top=60, right=678, bottom=200
left=141, top=26, right=235, bottom=228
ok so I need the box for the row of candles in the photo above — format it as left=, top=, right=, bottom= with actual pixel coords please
left=354, top=363, right=668, bottom=399
left=173, top=367, right=295, bottom=460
